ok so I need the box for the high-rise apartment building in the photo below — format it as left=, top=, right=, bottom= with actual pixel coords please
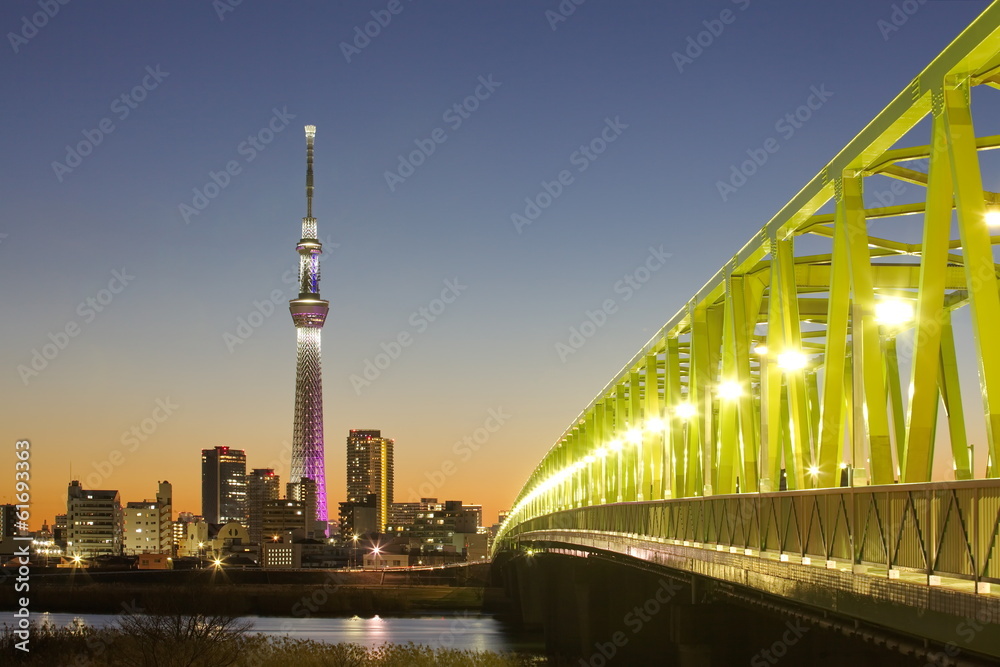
left=66, top=480, right=123, bottom=557
left=124, top=501, right=160, bottom=554
left=201, top=446, right=247, bottom=524
left=346, top=429, right=394, bottom=531
left=247, top=469, right=281, bottom=544
left=123, top=481, right=172, bottom=554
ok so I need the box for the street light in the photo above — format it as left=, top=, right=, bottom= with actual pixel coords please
left=371, top=546, right=382, bottom=570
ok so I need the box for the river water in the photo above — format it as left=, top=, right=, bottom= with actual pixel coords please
left=36, top=611, right=544, bottom=654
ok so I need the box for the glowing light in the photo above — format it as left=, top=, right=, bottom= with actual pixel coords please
left=584, top=455, right=596, bottom=464
left=777, top=350, right=808, bottom=371
left=645, top=417, right=665, bottom=432
left=986, top=208, right=1000, bottom=227
left=675, top=403, right=697, bottom=419
left=875, top=299, right=914, bottom=326
left=595, top=447, right=608, bottom=458
left=718, top=381, right=742, bottom=400
left=213, top=559, right=223, bottom=567
left=754, top=345, right=768, bottom=355
left=839, top=462, right=848, bottom=469
left=808, top=466, right=820, bottom=476
left=72, top=555, right=82, bottom=564
left=625, top=428, right=642, bottom=444
left=609, top=439, right=623, bottom=451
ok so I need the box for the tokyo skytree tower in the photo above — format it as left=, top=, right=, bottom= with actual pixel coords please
left=289, top=124, right=329, bottom=524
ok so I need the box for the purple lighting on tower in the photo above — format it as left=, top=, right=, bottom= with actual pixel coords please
left=289, top=124, right=328, bottom=524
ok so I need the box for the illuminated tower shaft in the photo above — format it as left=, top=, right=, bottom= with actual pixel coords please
left=289, top=125, right=329, bottom=523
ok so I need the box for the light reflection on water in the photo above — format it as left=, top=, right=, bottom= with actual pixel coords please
left=36, top=612, right=540, bottom=653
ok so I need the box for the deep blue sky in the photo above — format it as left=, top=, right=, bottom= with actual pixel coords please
left=1, top=0, right=992, bottom=525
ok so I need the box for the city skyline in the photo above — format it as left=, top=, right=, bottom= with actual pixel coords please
left=2, top=2, right=991, bottom=530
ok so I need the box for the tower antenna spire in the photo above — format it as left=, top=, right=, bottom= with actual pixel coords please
left=304, top=125, right=316, bottom=219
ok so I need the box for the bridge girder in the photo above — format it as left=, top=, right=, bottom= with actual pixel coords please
left=497, top=5, right=1000, bottom=553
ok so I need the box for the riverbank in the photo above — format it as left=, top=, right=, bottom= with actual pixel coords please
left=1, top=622, right=545, bottom=666
left=13, top=582, right=510, bottom=616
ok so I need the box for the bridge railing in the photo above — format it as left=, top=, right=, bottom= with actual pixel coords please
left=501, top=479, right=1000, bottom=587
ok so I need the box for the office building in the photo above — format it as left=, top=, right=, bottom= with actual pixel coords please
left=247, top=469, right=281, bottom=544
left=201, top=446, right=247, bottom=524
left=0, top=505, right=18, bottom=540
left=288, top=477, right=325, bottom=537
left=262, top=499, right=306, bottom=541
left=338, top=493, right=378, bottom=539
left=66, top=480, right=123, bottom=557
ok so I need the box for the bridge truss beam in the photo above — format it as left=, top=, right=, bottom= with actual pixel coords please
left=497, top=4, right=1000, bottom=552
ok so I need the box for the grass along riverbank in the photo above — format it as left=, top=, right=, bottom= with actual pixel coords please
left=1, top=619, right=544, bottom=666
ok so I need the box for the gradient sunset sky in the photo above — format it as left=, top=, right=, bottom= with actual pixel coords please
left=1, top=1, right=994, bottom=528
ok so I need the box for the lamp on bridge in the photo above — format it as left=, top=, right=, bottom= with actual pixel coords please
left=675, top=402, right=697, bottom=419
left=717, top=380, right=743, bottom=400
left=985, top=206, right=1000, bottom=227
left=874, top=298, right=914, bottom=327
left=777, top=350, right=808, bottom=371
